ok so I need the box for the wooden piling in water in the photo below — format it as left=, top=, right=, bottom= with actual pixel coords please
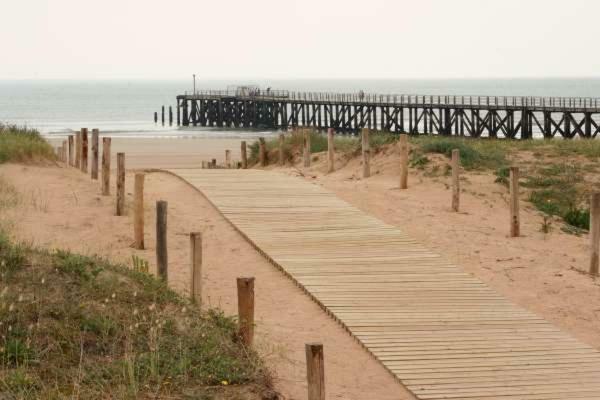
left=399, top=134, right=408, bottom=189
left=237, top=277, right=255, bottom=346
left=81, top=128, right=88, bottom=173
left=259, top=137, right=267, bottom=167
left=156, top=201, right=168, bottom=281
left=169, top=106, right=173, bottom=126
left=225, top=150, right=231, bottom=168
left=68, top=135, right=74, bottom=166
left=161, top=106, right=165, bottom=126
left=509, top=167, right=520, bottom=237
left=91, top=129, right=99, bottom=180
left=190, top=232, right=202, bottom=304
left=306, top=343, right=325, bottom=400
left=241, top=141, right=248, bottom=169
left=452, top=149, right=460, bottom=212
left=101, top=138, right=111, bottom=196
left=116, top=153, right=125, bottom=216
left=154, top=112, right=158, bottom=124
left=133, top=173, right=145, bottom=250
left=211, top=159, right=217, bottom=168
left=590, top=193, right=600, bottom=276
left=327, top=128, right=335, bottom=173
left=362, top=128, right=370, bottom=178
left=279, top=134, right=285, bottom=166
left=303, top=130, right=311, bottom=168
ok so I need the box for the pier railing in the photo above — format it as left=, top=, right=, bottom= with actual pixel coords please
left=182, top=90, right=600, bottom=110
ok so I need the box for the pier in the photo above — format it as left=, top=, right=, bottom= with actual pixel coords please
left=175, top=90, right=600, bottom=139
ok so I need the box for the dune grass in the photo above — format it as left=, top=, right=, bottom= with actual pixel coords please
left=248, top=130, right=359, bottom=164
left=0, top=236, right=271, bottom=399
left=0, top=124, right=55, bottom=164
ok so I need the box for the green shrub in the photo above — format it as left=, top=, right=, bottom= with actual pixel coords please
left=564, top=208, right=590, bottom=230
left=419, top=139, right=482, bottom=169
left=0, top=124, right=55, bottom=164
left=411, top=136, right=509, bottom=170
left=494, top=166, right=510, bottom=186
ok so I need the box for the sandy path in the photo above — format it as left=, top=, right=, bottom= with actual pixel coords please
left=0, top=163, right=415, bottom=400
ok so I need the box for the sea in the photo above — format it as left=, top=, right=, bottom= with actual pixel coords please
left=1, top=78, right=599, bottom=138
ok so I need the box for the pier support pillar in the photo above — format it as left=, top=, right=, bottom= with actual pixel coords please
left=585, top=113, right=592, bottom=138
left=444, top=108, right=452, bottom=135
left=564, top=113, right=572, bottom=138
left=182, top=101, right=189, bottom=126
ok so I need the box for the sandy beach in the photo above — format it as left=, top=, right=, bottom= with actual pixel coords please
left=48, top=136, right=249, bottom=169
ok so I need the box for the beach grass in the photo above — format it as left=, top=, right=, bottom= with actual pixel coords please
left=0, top=228, right=270, bottom=399
left=0, top=140, right=273, bottom=399
left=248, top=130, right=359, bottom=164
left=0, top=124, right=55, bottom=164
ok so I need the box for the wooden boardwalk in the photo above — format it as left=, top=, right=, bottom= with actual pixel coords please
left=169, top=168, right=600, bottom=400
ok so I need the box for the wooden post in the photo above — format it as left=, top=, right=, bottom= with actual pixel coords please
left=509, top=167, right=520, bottom=237
left=237, top=277, right=255, bottom=346
left=116, top=153, right=125, bottom=216
left=306, top=343, right=325, bottom=400
left=154, top=111, right=158, bottom=124
left=590, top=193, right=600, bottom=276
left=259, top=137, right=267, bottom=167
left=399, top=134, right=409, bottom=189
left=61, top=140, right=67, bottom=163
left=91, top=129, right=99, bottom=179
left=303, top=130, right=311, bottom=168
left=211, top=159, right=217, bottom=168
left=169, top=106, right=173, bottom=126
left=75, top=132, right=81, bottom=168
left=133, top=173, right=145, bottom=250
left=81, top=128, right=88, bottom=173
left=241, top=141, right=248, bottom=169
left=362, top=128, right=370, bottom=178
left=101, top=137, right=111, bottom=196
left=161, top=106, right=165, bottom=126
left=327, top=128, right=335, bottom=173
left=225, top=150, right=231, bottom=168
left=190, top=232, right=202, bottom=304
left=452, top=149, right=460, bottom=212
left=156, top=201, right=168, bottom=282
left=68, top=135, right=74, bottom=166
left=279, top=133, right=285, bottom=166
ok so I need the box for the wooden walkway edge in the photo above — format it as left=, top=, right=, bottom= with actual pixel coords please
left=167, top=169, right=600, bottom=400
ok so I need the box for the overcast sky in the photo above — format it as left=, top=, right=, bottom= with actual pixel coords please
left=2, top=0, right=599, bottom=80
